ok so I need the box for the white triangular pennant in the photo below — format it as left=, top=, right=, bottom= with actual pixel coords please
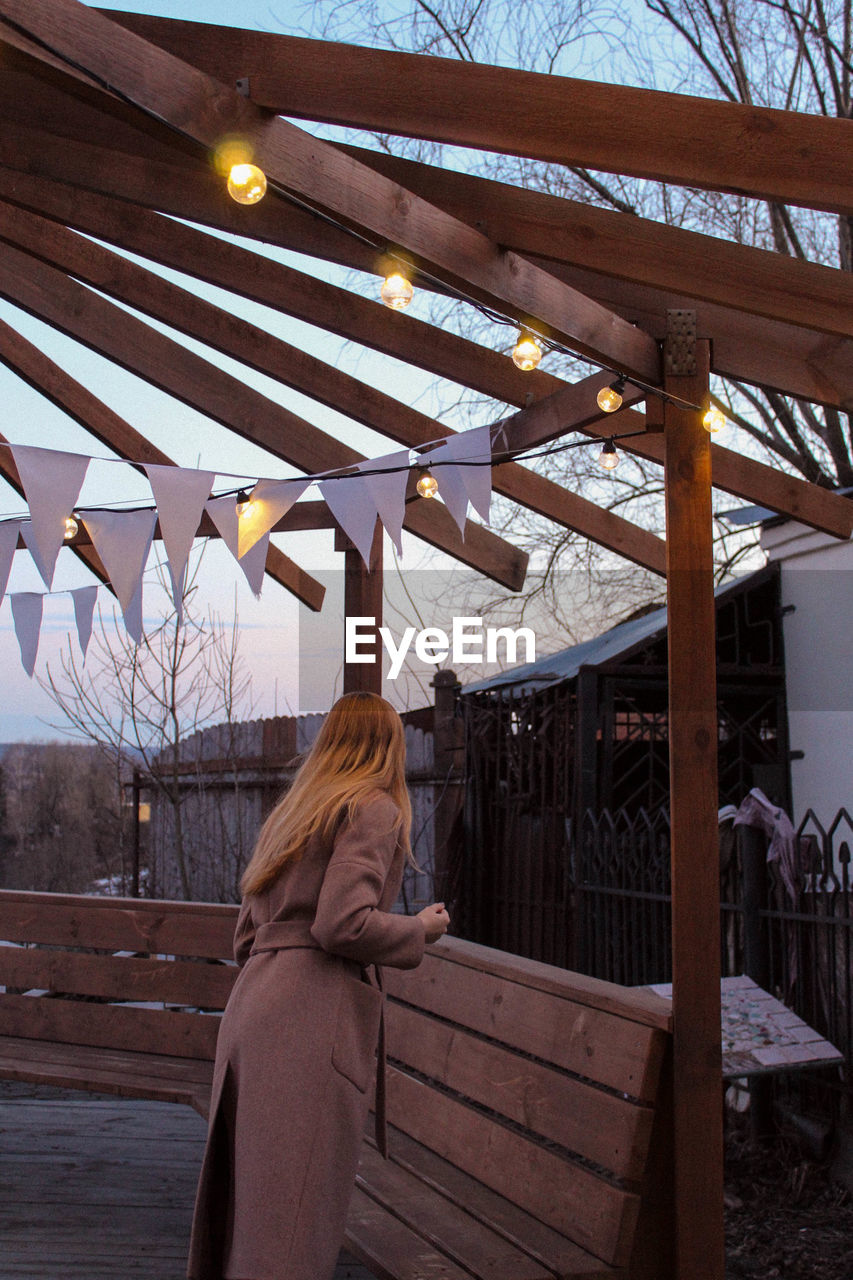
left=238, top=479, right=310, bottom=559
left=10, top=444, right=89, bottom=588
left=205, top=495, right=241, bottom=561
left=80, top=509, right=157, bottom=645
left=359, top=451, right=409, bottom=558
left=21, top=521, right=55, bottom=588
left=0, top=520, right=21, bottom=607
left=427, top=426, right=493, bottom=537
left=10, top=591, right=43, bottom=676
left=320, top=473, right=379, bottom=566
left=144, top=465, right=215, bottom=621
left=426, top=450, right=468, bottom=537
left=239, top=532, right=270, bottom=597
left=69, top=585, right=98, bottom=659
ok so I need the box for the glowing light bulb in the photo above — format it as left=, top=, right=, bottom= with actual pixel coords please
left=596, top=377, right=626, bottom=414
left=416, top=470, right=439, bottom=499
left=64, top=515, right=79, bottom=540
left=236, top=490, right=256, bottom=519
left=703, top=406, right=726, bottom=433
left=227, top=163, right=267, bottom=205
left=597, top=439, right=620, bottom=471
left=512, top=330, right=542, bottom=371
left=380, top=272, right=414, bottom=310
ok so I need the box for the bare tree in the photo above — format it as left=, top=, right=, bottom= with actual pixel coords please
left=295, top=0, right=851, bottom=629
left=0, top=742, right=124, bottom=894
left=40, top=550, right=255, bottom=899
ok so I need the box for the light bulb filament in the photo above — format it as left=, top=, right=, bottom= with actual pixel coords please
left=380, top=272, right=414, bottom=310
left=416, top=469, right=439, bottom=499
left=512, top=330, right=542, bottom=372
left=227, top=163, right=267, bottom=205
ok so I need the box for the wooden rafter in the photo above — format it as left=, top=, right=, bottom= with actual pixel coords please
left=2, top=107, right=846, bottom=410
left=0, top=0, right=661, bottom=383
left=0, top=193, right=667, bottom=575
left=0, top=237, right=526, bottom=590
left=338, top=146, right=853, bottom=344
left=1, top=163, right=847, bottom=541
left=0, top=318, right=326, bottom=611
left=104, top=11, right=853, bottom=218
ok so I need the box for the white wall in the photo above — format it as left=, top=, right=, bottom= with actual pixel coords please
left=761, top=520, right=853, bottom=825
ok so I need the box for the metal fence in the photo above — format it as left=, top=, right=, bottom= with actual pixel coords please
left=576, top=805, right=852, bottom=1116
left=453, top=800, right=852, bottom=1116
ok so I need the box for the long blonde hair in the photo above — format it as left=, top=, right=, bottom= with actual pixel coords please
left=240, top=692, right=412, bottom=897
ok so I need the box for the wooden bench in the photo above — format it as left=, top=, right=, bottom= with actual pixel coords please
left=0, top=889, right=674, bottom=1279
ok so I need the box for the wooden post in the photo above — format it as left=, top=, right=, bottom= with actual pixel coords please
left=663, top=320, right=725, bottom=1280
left=131, top=769, right=141, bottom=899
left=430, top=668, right=465, bottom=904
left=337, top=520, right=383, bottom=694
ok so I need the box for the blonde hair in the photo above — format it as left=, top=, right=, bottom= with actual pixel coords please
left=240, top=692, right=412, bottom=897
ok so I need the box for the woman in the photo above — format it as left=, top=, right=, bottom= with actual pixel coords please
left=187, top=692, right=450, bottom=1280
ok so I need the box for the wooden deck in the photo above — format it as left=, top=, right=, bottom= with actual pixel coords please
left=0, top=1081, right=377, bottom=1280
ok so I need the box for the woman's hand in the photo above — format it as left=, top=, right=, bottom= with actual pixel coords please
left=416, top=902, right=450, bottom=943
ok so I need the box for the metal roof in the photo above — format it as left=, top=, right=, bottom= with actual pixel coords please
left=464, top=567, right=769, bottom=694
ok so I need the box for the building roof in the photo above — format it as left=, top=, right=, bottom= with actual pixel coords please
left=464, top=567, right=770, bottom=694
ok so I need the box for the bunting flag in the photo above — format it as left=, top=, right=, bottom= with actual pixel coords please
left=320, top=473, right=379, bottom=566
left=238, top=478, right=310, bottom=559
left=238, top=532, right=271, bottom=598
left=10, top=444, right=89, bottom=588
left=70, top=585, right=99, bottom=659
left=359, top=451, right=409, bottom=557
left=205, top=496, right=269, bottom=597
left=144, top=464, right=215, bottom=620
left=427, top=425, right=493, bottom=537
left=10, top=591, right=43, bottom=676
left=81, top=508, right=157, bottom=644
left=0, top=520, right=20, bottom=607
left=20, top=521, right=55, bottom=588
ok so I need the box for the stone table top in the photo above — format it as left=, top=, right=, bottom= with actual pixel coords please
left=646, top=975, right=844, bottom=1077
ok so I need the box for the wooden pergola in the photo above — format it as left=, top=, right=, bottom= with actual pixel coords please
left=0, top=3, right=850, bottom=1277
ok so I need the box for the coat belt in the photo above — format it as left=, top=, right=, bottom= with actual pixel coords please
left=247, top=918, right=389, bottom=1158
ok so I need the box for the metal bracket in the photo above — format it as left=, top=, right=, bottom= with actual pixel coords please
left=236, top=77, right=251, bottom=97
left=664, top=309, right=697, bottom=377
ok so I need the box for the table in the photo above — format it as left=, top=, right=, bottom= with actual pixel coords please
left=646, top=975, right=844, bottom=1077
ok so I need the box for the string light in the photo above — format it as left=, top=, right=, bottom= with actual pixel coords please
left=380, top=272, right=414, bottom=310
left=597, top=438, right=620, bottom=471
left=227, top=163, right=267, bottom=205
left=703, top=406, right=726, bottom=433
left=416, top=470, right=439, bottom=499
left=596, top=377, right=626, bottom=413
left=236, top=490, right=255, bottom=519
left=63, top=515, right=79, bottom=540
left=511, top=330, right=542, bottom=372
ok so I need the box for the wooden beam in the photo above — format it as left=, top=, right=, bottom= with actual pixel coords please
left=0, top=240, right=526, bottom=591
left=338, top=523, right=384, bottom=695
left=2, top=110, right=846, bottom=409
left=3, top=165, right=847, bottom=544
left=542, top=259, right=853, bottom=413
left=0, top=317, right=324, bottom=610
left=0, top=196, right=665, bottom=576
left=0, top=428, right=110, bottom=588
left=663, top=334, right=725, bottom=1280
left=0, top=0, right=661, bottom=383
left=104, top=12, right=853, bottom=218
left=336, top=146, right=853, bottom=344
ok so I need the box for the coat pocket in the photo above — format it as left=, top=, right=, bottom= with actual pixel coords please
left=331, top=972, right=383, bottom=1093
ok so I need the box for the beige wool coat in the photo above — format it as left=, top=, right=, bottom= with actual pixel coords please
left=186, top=792, right=426, bottom=1280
